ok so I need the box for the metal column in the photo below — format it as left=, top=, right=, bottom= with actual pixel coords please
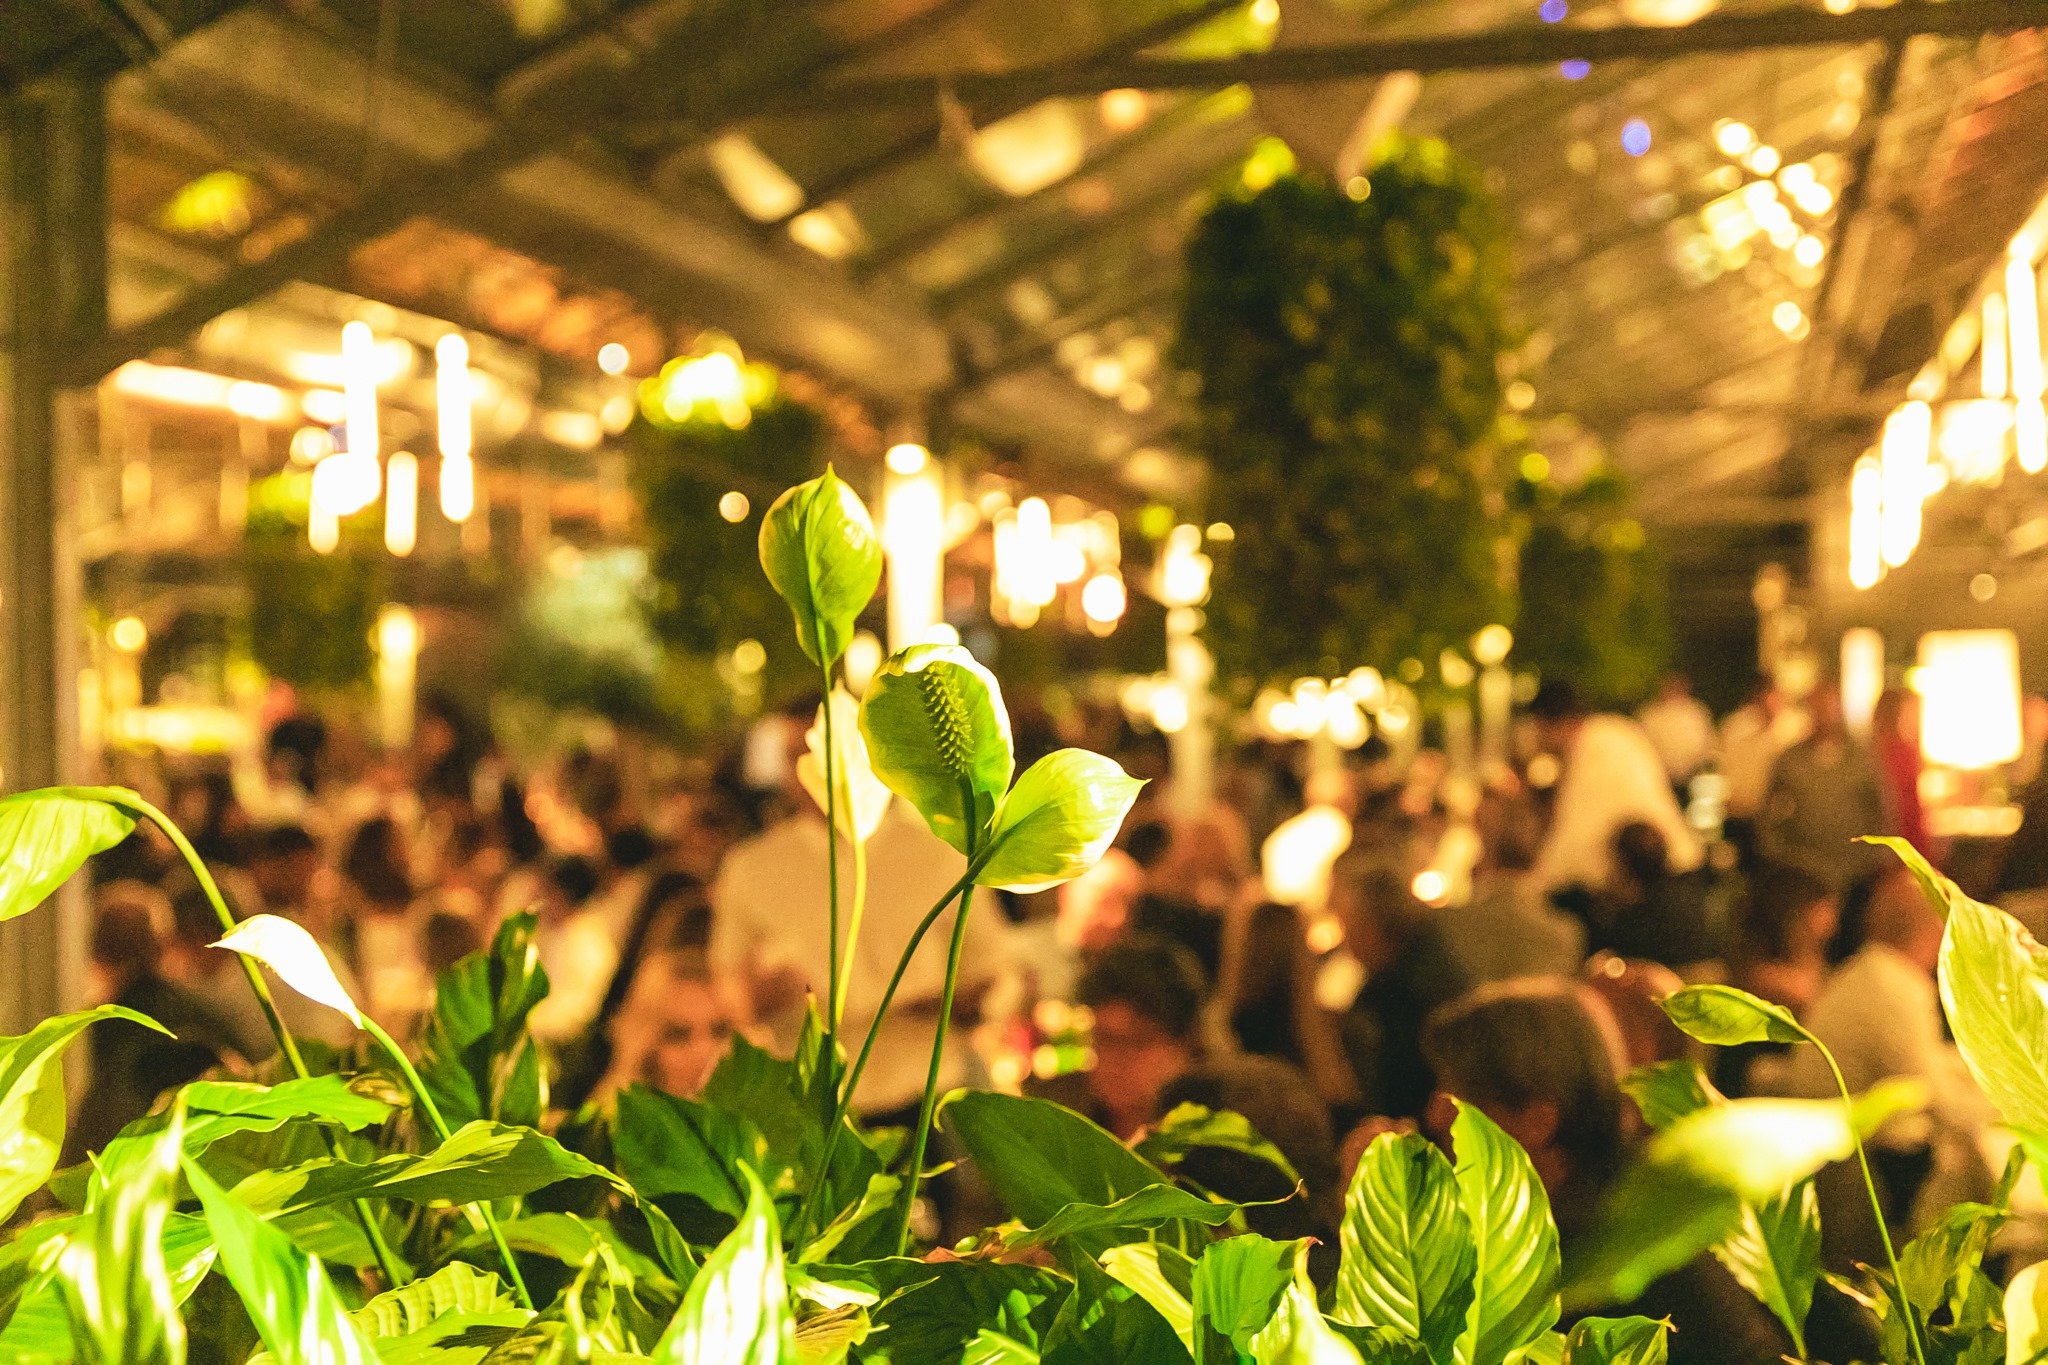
left=1, top=76, right=107, bottom=1032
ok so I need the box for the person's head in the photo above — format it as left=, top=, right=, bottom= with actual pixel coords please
left=1078, top=934, right=1207, bottom=1131
left=605, top=826, right=658, bottom=878
left=1579, top=952, right=1691, bottom=1072
left=1807, top=679, right=1846, bottom=739
left=342, top=817, right=414, bottom=912
left=1528, top=680, right=1589, bottom=753
left=638, top=870, right=713, bottom=952
left=250, top=824, right=320, bottom=911
left=267, top=714, right=327, bottom=789
left=422, top=911, right=485, bottom=978
left=537, top=855, right=601, bottom=922
left=1124, top=821, right=1174, bottom=873
left=605, top=952, right=741, bottom=1100
left=1873, top=688, right=1919, bottom=746
left=89, top=883, right=171, bottom=999
left=1863, top=864, right=1945, bottom=973
left=1327, top=849, right=1431, bottom=971
left=1658, top=672, right=1693, bottom=702
left=1422, top=978, right=1626, bottom=1200
left=1608, top=822, right=1670, bottom=900
left=1744, top=863, right=1838, bottom=963
left=1476, top=793, right=1543, bottom=875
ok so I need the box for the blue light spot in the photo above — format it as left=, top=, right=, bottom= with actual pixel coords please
left=1621, top=118, right=1652, bottom=156
left=1559, top=58, right=1590, bottom=79
left=1540, top=0, right=1569, bottom=20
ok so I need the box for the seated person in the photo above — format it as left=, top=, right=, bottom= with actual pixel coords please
left=1575, top=823, right=1723, bottom=972
left=1329, top=851, right=1469, bottom=1123
left=596, top=951, right=744, bottom=1101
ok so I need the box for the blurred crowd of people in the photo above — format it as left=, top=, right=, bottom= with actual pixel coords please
left=70, top=667, right=2048, bottom=1362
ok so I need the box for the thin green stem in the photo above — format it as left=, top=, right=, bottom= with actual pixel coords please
left=95, top=790, right=408, bottom=1290
left=360, top=1016, right=535, bottom=1310
left=835, top=831, right=869, bottom=1030
left=819, top=653, right=843, bottom=1092
left=892, top=873, right=977, bottom=1255
left=792, top=863, right=979, bottom=1246
left=1807, top=1031, right=1927, bottom=1365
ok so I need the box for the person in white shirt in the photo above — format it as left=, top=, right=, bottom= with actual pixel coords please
left=1718, top=675, right=1808, bottom=861
left=1636, top=672, right=1717, bottom=788
left=528, top=856, right=620, bottom=1045
left=1529, top=681, right=1703, bottom=895
left=711, top=772, right=1005, bottom=1120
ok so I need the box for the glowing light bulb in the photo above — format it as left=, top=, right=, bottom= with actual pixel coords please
left=1848, top=453, right=1882, bottom=589
left=885, top=442, right=929, bottom=475
left=440, top=452, right=475, bottom=523
left=384, top=450, right=418, bottom=556
left=1879, top=403, right=1931, bottom=568
left=1081, top=572, right=1127, bottom=625
left=718, top=490, right=751, bottom=523
left=436, top=333, right=472, bottom=463
left=597, top=342, right=630, bottom=375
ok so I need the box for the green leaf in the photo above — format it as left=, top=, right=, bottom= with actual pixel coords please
left=354, top=1263, right=516, bottom=1338
left=1003, top=1184, right=1239, bottom=1255
left=965, top=1327, right=1042, bottom=1363
left=651, top=1166, right=797, bottom=1364
left=1134, top=1104, right=1300, bottom=1185
left=757, top=467, right=883, bottom=668
left=1333, top=1133, right=1476, bottom=1362
left=185, top=1075, right=395, bottom=1130
left=1559, top=1317, right=1667, bottom=1365
left=1935, top=875, right=2048, bottom=1133
left=1449, top=1101, right=1559, bottom=1365
left=859, top=643, right=1013, bottom=855
left=1249, top=1279, right=1367, bottom=1365
left=613, top=1083, right=765, bottom=1219
left=186, top=1155, right=375, bottom=1365
left=1657, top=985, right=1804, bottom=1048
left=56, top=1097, right=188, bottom=1365
left=1040, top=1256, right=1190, bottom=1365
left=418, top=911, right=549, bottom=1130
left=1190, top=1234, right=1302, bottom=1363
left=232, top=1120, right=628, bottom=1213
left=1332, top=1324, right=1432, bottom=1363
left=1616, top=1061, right=1720, bottom=1132
left=0, top=787, right=136, bottom=923
left=1711, top=1183, right=1818, bottom=1357
left=2007, top=1261, right=2048, bottom=1365
left=1862, top=835, right=1956, bottom=915
left=798, top=1174, right=900, bottom=1265
left=1099, top=1244, right=1197, bottom=1358
left=370, top=1311, right=533, bottom=1365
left=941, top=1092, right=1170, bottom=1249
left=0, top=1004, right=168, bottom=1222
left=976, top=750, right=1144, bottom=892
left=1506, top=1334, right=1564, bottom=1365
left=856, top=1258, right=1064, bottom=1363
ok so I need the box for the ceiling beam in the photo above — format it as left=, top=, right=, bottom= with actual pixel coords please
left=755, top=0, right=2048, bottom=114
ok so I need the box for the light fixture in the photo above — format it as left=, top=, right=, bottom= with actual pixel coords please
left=439, top=450, right=475, bottom=524
left=597, top=342, right=630, bottom=376
left=375, top=605, right=420, bottom=751
left=384, top=450, right=418, bottom=556
left=309, top=500, right=339, bottom=555
left=1261, top=806, right=1353, bottom=908
left=109, top=616, right=148, bottom=653
left=1713, top=120, right=1756, bottom=157
left=2007, top=255, right=2046, bottom=473
left=1917, top=629, right=2022, bottom=770
left=885, top=442, right=929, bottom=475
left=1840, top=627, right=1884, bottom=739
left=1879, top=402, right=1931, bottom=568
left=1082, top=572, right=1127, bottom=629
left=340, top=320, right=382, bottom=509
left=1848, top=452, right=1883, bottom=589
left=1156, top=523, right=1212, bottom=608
left=706, top=133, right=806, bottom=223
left=1472, top=624, right=1514, bottom=666
left=110, top=362, right=289, bottom=420
left=884, top=457, right=946, bottom=648
left=718, top=490, right=751, bottom=523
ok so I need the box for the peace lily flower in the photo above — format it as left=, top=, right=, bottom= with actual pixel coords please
left=212, top=914, right=364, bottom=1028
left=797, top=687, right=892, bottom=845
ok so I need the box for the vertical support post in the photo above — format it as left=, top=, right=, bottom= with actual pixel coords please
left=0, top=76, right=107, bottom=1032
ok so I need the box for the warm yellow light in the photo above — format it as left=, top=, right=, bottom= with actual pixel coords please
left=1412, top=869, right=1449, bottom=905
left=1937, top=399, right=2014, bottom=485
left=1472, top=623, right=1514, bottom=666
left=1917, top=630, right=2023, bottom=770
left=845, top=630, right=884, bottom=695
left=718, top=490, right=751, bottom=523
left=1261, top=805, right=1353, bottom=907
left=732, top=638, right=767, bottom=674
left=883, top=461, right=945, bottom=648
left=111, top=362, right=287, bottom=421
left=1793, top=235, right=1826, bottom=268
left=597, top=342, right=630, bottom=376
left=342, top=320, right=380, bottom=467
left=311, top=448, right=379, bottom=519
left=1250, top=0, right=1280, bottom=25
left=1082, top=571, right=1127, bottom=625
left=439, top=452, right=475, bottom=523
left=1440, top=650, right=1476, bottom=689
left=1150, top=683, right=1190, bottom=734
left=436, top=333, right=472, bottom=463
left=109, top=616, right=147, bottom=653
left=309, top=501, right=339, bottom=555
left=1099, top=88, right=1150, bottom=133
left=1772, top=300, right=1806, bottom=336
left=1206, top=522, right=1235, bottom=542
left=2007, top=257, right=2042, bottom=399
left=1984, top=293, right=2010, bottom=400
left=1848, top=452, right=1883, bottom=589
left=290, top=426, right=335, bottom=465
left=1344, top=666, right=1386, bottom=709
left=225, top=381, right=290, bottom=422
left=375, top=605, right=419, bottom=751
left=1747, top=144, right=1782, bottom=176
left=302, top=389, right=346, bottom=425
left=384, top=450, right=418, bottom=557
left=1325, top=695, right=1369, bottom=749
left=1879, top=402, right=1930, bottom=568
left=885, top=442, right=929, bottom=475
left=1157, top=523, right=1212, bottom=608
left=1840, top=627, right=1884, bottom=740
left=1713, top=120, right=1756, bottom=157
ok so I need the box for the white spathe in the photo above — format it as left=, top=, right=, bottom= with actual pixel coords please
left=213, top=913, right=364, bottom=1027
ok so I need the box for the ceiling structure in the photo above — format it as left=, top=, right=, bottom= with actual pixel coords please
left=14, top=0, right=2048, bottom=653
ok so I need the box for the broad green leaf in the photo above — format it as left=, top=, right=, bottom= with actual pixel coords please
left=1935, top=875, right=2048, bottom=1133
left=212, top=913, right=364, bottom=1027
left=1658, top=985, right=1803, bottom=1048
left=798, top=1174, right=900, bottom=1265
left=1863, top=835, right=1956, bottom=916
left=651, top=1166, right=797, bottom=1364
left=466, top=1212, right=668, bottom=1285
left=0, top=1215, right=211, bottom=1362
left=1560, top=1317, right=1667, bottom=1365
left=1331, top=1324, right=1433, bottom=1363
left=1450, top=1101, right=1559, bottom=1365
left=964, top=1327, right=1041, bottom=1363
left=1250, top=1278, right=1367, bottom=1365
left=184, top=1075, right=395, bottom=1130
left=1038, top=1255, right=1190, bottom=1365
left=233, top=1120, right=627, bottom=1213
left=2007, top=1261, right=2048, bottom=1365
left=1896, top=1195, right=2013, bottom=1325
left=1100, top=1244, right=1197, bottom=1358
left=797, top=688, right=892, bottom=846
left=1616, top=1061, right=1719, bottom=1132
left=856, top=1257, right=1064, bottom=1363
left=1506, top=1334, right=1564, bottom=1365
left=859, top=643, right=1013, bottom=855
left=613, top=1083, right=765, bottom=1219
left=1564, top=1085, right=1920, bottom=1308
left=354, top=1263, right=516, bottom=1338
left=1191, top=1234, right=1302, bottom=1363
left=699, top=1032, right=819, bottom=1195
left=1135, top=1104, right=1299, bottom=1185
left=186, top=1156, right=375, bottom=1365
left=1333, top=1132, right=1476, bottom=1362
left=57, top=1098, right=187, bottom=1365
left=0, top=787, right=135, bottom=923
left=371, top=1311, right=533, bottom=1365
left=0, top=1004, right=168, bottom=1222
left=1002, top=1184, right=1239, bottom=1255
left=1712, top=1182, right=1819, bottom=1358
left=976, top=750, right=1144, bottom=892
left=418, top=911, right=549, bottom=1129
left=757, top=467, right=882, bottom=668
left=793, top=1305, right=871, bottom=1365
left=941, top=1091, right=1170, bottom=1249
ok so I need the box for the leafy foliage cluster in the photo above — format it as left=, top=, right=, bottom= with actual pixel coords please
left=1176, top=139, right=1518, bottom=684
left=2, top=479, right=2043, bottom=1365
left=241, top=474, right=385, bottom=693
left=1512, top=471, right=1671, bottom=707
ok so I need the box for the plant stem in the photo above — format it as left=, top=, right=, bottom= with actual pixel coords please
left=891, top=871, right=977, bottom=1255
left=361, top=1016, right=535, bottom=1310
left=792, top=864, right=978, bottom=1245
left=1808, top=1032, right=1927, bottom=1365
left=99, top=790, right=408, bottom=1291
left=819, top=655, right=842, bottom=1093
left=835, top=830, right=868, bottom=1030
